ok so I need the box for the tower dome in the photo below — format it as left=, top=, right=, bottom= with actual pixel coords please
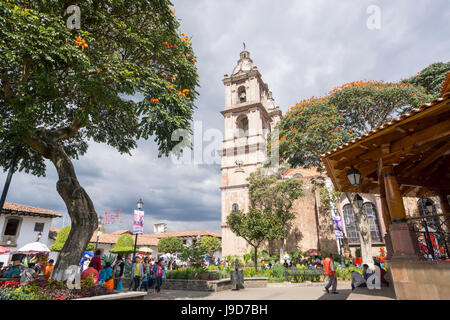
left=231, top=50, right=255, bottom=76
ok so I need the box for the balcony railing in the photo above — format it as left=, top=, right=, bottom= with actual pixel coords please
left=406, top=213, right=450, bottom=261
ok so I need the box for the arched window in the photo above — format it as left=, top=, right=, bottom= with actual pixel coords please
left=343, top=204, right=359, bottom=243
left=236, top=114, right=249, bottom=137
left=231, top=203, right=239, bottom=212
left=293, top=173, right=303, bottom=179
left=362, top=202, right=382, bottom=243
left=238, top=86, right=246, bottom=103
left=342, top=202, right=382, bottom=243
left=418, top=198, right=439, bottom=229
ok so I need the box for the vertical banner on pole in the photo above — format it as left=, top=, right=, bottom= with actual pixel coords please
left=333, top=216, right=344, bottom=239
left=133, top=210, right=144, bottom=234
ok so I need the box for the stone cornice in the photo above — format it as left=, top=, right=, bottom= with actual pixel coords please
left=220, top=162, right=264, bottom=170
left=220, top=183, right=249, bottom=190
left=221, top=102, right=271, bottom=120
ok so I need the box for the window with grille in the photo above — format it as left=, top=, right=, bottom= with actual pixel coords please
left=363, top=202, right=382, bottom=242
left=417, top=198, right=439, bottom=230
left=34, top=223, right=45, bottom=232
left=343, top=202, right=382, bottom=244
left=231, top=203, right=239, bottom=212
left=343, top=204, right=360, bottom=243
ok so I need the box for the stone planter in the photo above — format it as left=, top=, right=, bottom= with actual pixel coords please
left=74, top=291, right=147, bottom=300
left=122, top=277, right=268, bottom=292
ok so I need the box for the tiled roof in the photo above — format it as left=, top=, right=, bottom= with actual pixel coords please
left=150, top=230, right=222, bottom=239
left=86, top=230, right=220, bottom=246
left=111, top=230, right=131, bottom=235
left=320, top=91, right=450, bottom=159
left=2, top=202, right=62, bottom=217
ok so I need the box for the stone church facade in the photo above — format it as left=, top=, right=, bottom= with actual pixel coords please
left=219, top=50, right=445, bottom=259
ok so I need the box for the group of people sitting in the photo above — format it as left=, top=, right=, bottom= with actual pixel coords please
left=0, top=259, right=55, bottom=285
left=350, top=261, right=389, bottom=290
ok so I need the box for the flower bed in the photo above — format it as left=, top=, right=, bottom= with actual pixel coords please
left=0, top=277, right=114, bottom=300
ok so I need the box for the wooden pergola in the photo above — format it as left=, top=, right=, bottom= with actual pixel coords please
left=321, top=74, right=450, bottom=259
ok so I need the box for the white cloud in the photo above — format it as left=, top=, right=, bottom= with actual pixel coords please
left=1, top=0, right=449, bottom=236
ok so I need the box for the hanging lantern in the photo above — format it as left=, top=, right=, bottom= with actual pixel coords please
left=346, top=166, right=361, bottom=186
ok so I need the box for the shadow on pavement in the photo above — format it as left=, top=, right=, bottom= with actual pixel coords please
left=317, top=289, right=353, bottom=300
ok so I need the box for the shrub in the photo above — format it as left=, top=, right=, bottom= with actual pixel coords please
left=269, top=265, right=285, bottom=282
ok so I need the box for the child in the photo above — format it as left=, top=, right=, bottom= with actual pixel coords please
left=140, top=266, right=149, bottom=292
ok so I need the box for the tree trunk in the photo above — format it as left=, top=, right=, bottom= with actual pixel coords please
left=48, top=142, right=98, bottom=280
left=344, top=192, right=373, bottom=265
left=254, top=246, right=258, bottom=272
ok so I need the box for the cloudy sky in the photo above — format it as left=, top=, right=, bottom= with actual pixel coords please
left=1, top=0, right=449, bottom=234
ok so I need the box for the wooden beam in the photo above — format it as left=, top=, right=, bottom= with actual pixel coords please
left=398, top=177, right=450, bottom=190
left=407, top=142, right=450, bottom=177
left=395, top=126, right=407, bottom=134
left=360, top=119, right=450, bottom=163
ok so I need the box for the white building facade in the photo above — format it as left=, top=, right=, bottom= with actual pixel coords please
left=0, top=202, right=61, bottom=265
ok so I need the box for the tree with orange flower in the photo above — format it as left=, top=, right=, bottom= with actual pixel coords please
left=0, top=0, right=198, bottom=280
left=272, top=78, right=436, bottom=264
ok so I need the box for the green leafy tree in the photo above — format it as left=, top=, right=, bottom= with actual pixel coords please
left=181, top=240, right=207, bottom=269
left=227, top=208, right=284, bottom=272
left=109, top=233, right=134, bottom=255
left=158, top=236, right=184, bottom=269
left=247, top=169, right=304, bottom=256
left=0, top=1, right=198, bottom=279
left=275, top=79, right=435, bottom=264
left=401, top=62, right=450, bottom=96
left=200, top=236, right=221, bottom=262
left=50, top=226, right=94, bottom=252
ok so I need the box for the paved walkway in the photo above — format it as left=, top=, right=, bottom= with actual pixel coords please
left=142, top=281, right=395, bottom=300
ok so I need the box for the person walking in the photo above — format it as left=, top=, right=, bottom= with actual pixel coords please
left=112, top=255, right=125, bottom=291
left=140, top=265, right=150, bottom=292
left=130, top=256, right=144, bottom=291
left=153, top=259, right=166, bottom=293
left=324, top=255, right=338, bottom=294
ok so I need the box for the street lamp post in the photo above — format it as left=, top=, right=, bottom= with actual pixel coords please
left=36, top=232, right=42, bottom=242
left=0, top=148, right=20, bottom=215
left=95, top=218, right=103, bottom=250
left=132, top=199, right=144, bottom=261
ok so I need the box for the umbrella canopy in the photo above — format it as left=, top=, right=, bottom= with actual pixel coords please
left=83, top=251, right=94, bottom=257
left=0, top=246, right=10, bottom=254
left=138, top=247, right=153, bottom=253
left=15, top=241, right=50, bottom=254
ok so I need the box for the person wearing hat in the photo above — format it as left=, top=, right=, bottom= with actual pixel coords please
left=7, top=261, right=21, bottom=279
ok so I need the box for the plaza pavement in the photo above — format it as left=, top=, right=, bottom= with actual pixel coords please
left=142, top=281, right=396, bottom=300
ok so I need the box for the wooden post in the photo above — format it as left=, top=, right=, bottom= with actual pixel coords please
left=383, top=167, right=407, bottom=222
left=382, top=166, right=418, bottom=260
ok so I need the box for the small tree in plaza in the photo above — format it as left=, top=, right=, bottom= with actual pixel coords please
left=274, top=76, right=438, bottom=264
left=200, top=236, right=221, bottom=263
left=247, top=169, right=304, bottom=257
left=0, top=1, right=199, bottom=279
left=157, top=236, right=184, bottom=269
left=181, top=240, right=207, bottom=269
left=227, top=208, right=284, bottom=272
left=109, top=233, right=134, bottom=255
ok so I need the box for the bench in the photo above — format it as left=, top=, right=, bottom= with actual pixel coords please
left=284, top=268, right=325, bottom=282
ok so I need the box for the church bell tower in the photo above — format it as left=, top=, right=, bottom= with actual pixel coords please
left=220, top=50, right=282, bottom=257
